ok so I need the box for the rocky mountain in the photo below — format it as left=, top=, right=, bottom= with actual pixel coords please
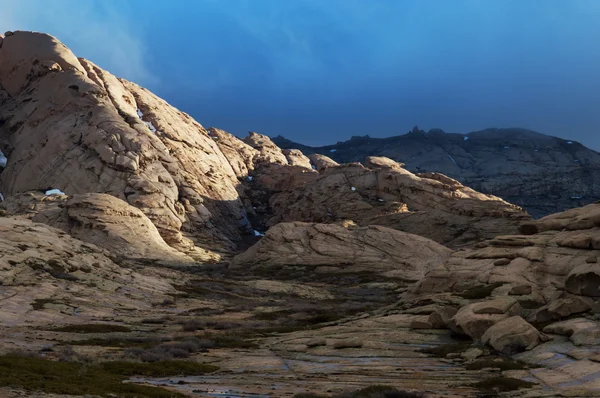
left=273, top=127, right=600, bottom=218
left=0, top=30, right=599, bottom=397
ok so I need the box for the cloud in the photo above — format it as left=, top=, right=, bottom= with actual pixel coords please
left=0, top=0, right=157, bottom=87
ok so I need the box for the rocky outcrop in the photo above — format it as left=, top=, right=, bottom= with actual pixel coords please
left=2, top=191, right=197, bottom=263
left=231, top=221, right=451, bottom=281
left=481, top=316, right=549, bottom=354
left=449, top=297, right=522, bottom=339
left=308, top=154, right=338, bottom=171
left=268, top=158, right=530, bottom=247
left=412, top=203, right=600, bottom=310
left=273, top=128, right=600, bottom=218
left=0, top=31, right=319, bottom=261
left=0, top=216, right=175, bottom=325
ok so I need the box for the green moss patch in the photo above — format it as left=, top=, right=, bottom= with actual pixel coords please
left=0, top=355, right=217, bottom=397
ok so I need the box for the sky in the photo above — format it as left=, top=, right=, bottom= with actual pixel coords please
left=1, top=0, right=600, bottom=150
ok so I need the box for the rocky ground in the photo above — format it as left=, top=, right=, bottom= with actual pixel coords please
left=0, top=31, right=598, bottom=398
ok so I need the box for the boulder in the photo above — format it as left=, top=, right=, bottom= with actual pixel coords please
left=565, top=263, right=600, bottom=298
left=428, top=306, right=458, bottom=329
left=231, top=222, right=451, bottom=281
left=481, top=316, right=549, bottom=354
left=308, top=154, right=339, bottom=171
left=449, top=297, right=522, bottom=339
left=543, top=318, right=598, bottom=337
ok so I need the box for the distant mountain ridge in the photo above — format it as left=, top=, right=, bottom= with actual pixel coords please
left=272, top=127, right=600, bottom=218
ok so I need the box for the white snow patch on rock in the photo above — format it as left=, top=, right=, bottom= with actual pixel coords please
left=253, top=230, right=265, bottom=237
left=351, top=187, right=357, bottom=191
left=0, top=151, right=7, bottom=168
left=567, top=141, right=573, bottom=144
left=463, top=136, right=469, bottom=141
left=45, top=189, right=66, bottom=196
left=329, top=149, right=337, bottom=153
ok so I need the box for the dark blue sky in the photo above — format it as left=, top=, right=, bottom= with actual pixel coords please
left=2, top=0, right=600, bottom=149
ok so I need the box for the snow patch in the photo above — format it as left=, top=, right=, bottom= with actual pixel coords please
left=503, top=146, right=510, bottom=149
left=45, top=189, right=65, bottom=196
left=463, top=136, right=469, bottom=141
left=311, top=165, right=317, bottom=170
left=0, top=152, right=6, bottom=168
left=446, top=153, right=457, bottom=165
left=329, top=149, right=337, bottom=153
left=351, top=186, right=357, bottom=191
left=247, top=176, right=253, bottom=181
left=253, top=230, right=265, bottom=237
left=571, top=196, right=583, bottom=199
left=567, top=141, right=573, bottom=144
left=137, top=108, right=157, bottom=134
left=574, top=159, right=580, bottom=162
left=378, top=198, right=384, bottom=202
left=0, top=192, right=4, bottom=201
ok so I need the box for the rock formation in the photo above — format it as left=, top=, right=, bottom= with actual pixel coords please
left=273, top=127, right=600, bottom=218
left=0, top=31, right=317, bottom=261
left=268, top=157, right=530, bottom=247
left=231, top=221, right=451, bottom=281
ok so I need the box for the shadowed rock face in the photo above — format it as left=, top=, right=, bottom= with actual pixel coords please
left=273, top=128, right=600, bottom=218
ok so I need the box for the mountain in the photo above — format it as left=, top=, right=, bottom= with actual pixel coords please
left=272, top=127, right=600, bottom=218
left=1, top=31, right=600, bottom=398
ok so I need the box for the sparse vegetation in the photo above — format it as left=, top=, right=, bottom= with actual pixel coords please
left=471, top=377, right=535, bottom=392
left=295, top=385, right=425, bottom=398
left=418, top=342, right=473, bottom=357
left=0, top=354, right=217, bottom=397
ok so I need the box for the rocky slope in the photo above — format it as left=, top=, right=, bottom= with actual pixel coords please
left=273, top=127, right=600, bottom=218
left=267, top=156, right=530, bottom=247
left=0, top=31, right=530, bottom=258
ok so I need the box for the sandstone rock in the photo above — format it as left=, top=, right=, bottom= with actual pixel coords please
left=530, top=295, right=593, bottom=324
left=231, top=222, right=451, bottom=281
left=306, top=338, right=327, bottom=348
left=449, top=297, right=522, bottom=339
left=409, top=319, right=434, bottom=329
left=494, top=258, right=511, bottom=266
left=308, top=154, right=339, bottom=171
left=428, top=306, right=458, bottom=329
left=481, top=316, right=549, bottom=354
left=0, top=216, right=174, bottom=325
left=565, top=263, right=600, bottom=297
left=34, top=193, right=197, bottom=263
left=282, top=149, right=312, bottom=169
left=542, top=318, right=598, bottom=336
left=0, top=31, right=285, bottom=260
left=461, top=347, right=483, bottom=361
left=571, top=326, right=600, bottom=346
left=508, top=284, right=532, bottom=295
left=268, top=159, right=529, bottom=247
left=412, top=205, right=600, bottom=307
left=332, top=338, right=363, bottom=349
